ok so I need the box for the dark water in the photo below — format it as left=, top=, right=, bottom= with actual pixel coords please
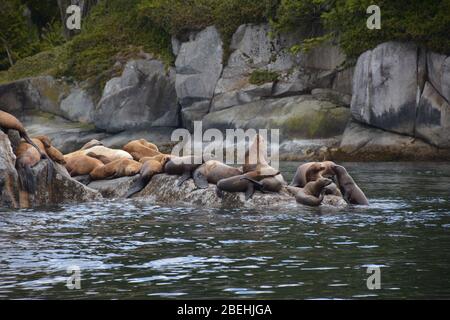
left=0, top=162, right=449, bottom=299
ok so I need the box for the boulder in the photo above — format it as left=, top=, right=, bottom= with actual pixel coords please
left=22, top=112, right=108, bottom=154
left=0, top=132, right=101, bottom=208
left=60, top=87, right=95, bottom=123
left=415, top=82, right=450, bottom=148
left=175, top=26, right=223, bottom=128
left=134, top=174, right=346, bottom=209
left=351, top=42, right=423, bottom=136
left=336, top=120, right=450, bottom=161
left=0, top=76, right=69, bottom=116
left=203, top=95, right=350, bottom=140
left=0, top=132, right=20, bottom=208
left=427, top=52, right=450, bottom=102
left=88, top=175, right=141, bottom=198
left=311, top=88, right=351, bottom=107
left=95, top=59, right=179, bottom=133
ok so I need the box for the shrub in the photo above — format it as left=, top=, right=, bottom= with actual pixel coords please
left=249, top=69, right=279, bottom=85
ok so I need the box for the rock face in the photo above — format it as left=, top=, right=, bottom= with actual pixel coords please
left=350, top=41, right=450, bottom=150
left=88, top=175, right=140, bottom=198
left=0, top=132, right=101, bottom=208
left=203, top=95, right=350, bottom=140
left=60, top=87, right=95, bottom=123
left=0, top=132, right=20, bottom=208
left=336, top=120, right=450, bottom=161
left=175, top=26, right=223, bottom=129
left=135, top=174, right=346, bottom=209
left=0, top=76, right=69, bottom=116
left=351, top=42, right=422, bottom=136
left=95, top=59, right=179, bottom=133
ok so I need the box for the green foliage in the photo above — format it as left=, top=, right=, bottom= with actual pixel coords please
left=249, top=69, right=279, bottom=85
left=138, top=0, right=279, bottom=59
left=273, top=0, right=450, bottom=59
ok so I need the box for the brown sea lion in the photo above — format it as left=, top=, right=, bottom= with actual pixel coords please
left=89, top=158, right=142, bottom=181
left=14, top=140, right=45, bottom=193
left=65, top=146, right=133, bottom=162
left=86, top=152, right=113, bottom=164
left=0, top=110, right=46, bottom=159
left=216, top=170, right=280, bottom=200
left=81, top=139, right=104, bottom=150
left=192, top=160, right=242, bottom=189
left=243, top=134, right=269, bottom=173
left=164, top=155, right=203, bottom=186
left=331, top=165, right=369, bottom=205
left=123, top=139, right=160, bottom=161
left=287, top=178, right=333, bottom=206
left=290, top=162, right=326, bottom=187
left=33, top=136, right=66, bottom=165
left=65, top=155, right=104, bottom=177
left=139, top=154, right=172, bottom=164
left=125, top=155, right=171, bottom=198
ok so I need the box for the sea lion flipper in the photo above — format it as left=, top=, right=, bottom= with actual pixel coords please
left=125, top=177, right=148, bottom=198
left=177, top=171, right=191, bottom=186
left=192, top=170, right=209, bottom=189
left=241, top=177, right=264, bottom=189
left=245, top=183, right=255, bottom=200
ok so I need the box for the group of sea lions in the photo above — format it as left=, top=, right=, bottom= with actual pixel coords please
left=1, top=110, right=368, bottom=207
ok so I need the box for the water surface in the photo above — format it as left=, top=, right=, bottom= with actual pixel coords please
left=0, top=162, right=449, bottom=299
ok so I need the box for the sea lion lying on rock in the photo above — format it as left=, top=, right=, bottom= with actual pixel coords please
left=164, top=155, right=203, bottom=186
left=65, top=146, right=133, bottom=162
left=126, top=155, right=172, bottom=198
left=81, top=139, right=104, bottom=150
left=123, top=139, right=160, bottom=161
left=290, top=162, right=326, bottom=187
left=192, top=160, right=242, bottom=189
left=216, top=169, right=281, bottom=200
left=90, top=158, right=142, bottom=181
left=65, top=154, right=104, bottom=177
left=0, top=110, right=46, bottom=159
left=287, top=178, right=333, bottom=206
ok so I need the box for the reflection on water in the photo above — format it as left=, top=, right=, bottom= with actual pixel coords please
left=0, top=162, right=449, bottom=299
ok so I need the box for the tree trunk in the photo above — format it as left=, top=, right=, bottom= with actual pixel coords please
left=57, top=0, right=98, bottom=39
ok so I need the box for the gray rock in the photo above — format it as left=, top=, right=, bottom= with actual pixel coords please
left=415, top=82, right=450, bottom=148
left=203, top=95, right=350, bottom=140
left=351, top=42, right=423, bottom=136
left=337, top=120, right=450, bottom=161
left=22, top=112, right=109, bottom=154
left=0, top=132, right=101, bottom=208
left=332, top=67, right=354, bottom=95
left=0, top=132, right=19, bottom=208
left=300, top=43, right=346, bottom=71
left=175, top=26, right=223, bottom=106
left=60, top=87, right=95, bottom=123
left=279, top=138, right=341, bottom=161
left=181, top=100, right=211, bottom=131
left=134, top=174, right=346, bottom=209
left=95, top=59, right=179, bottom=133
left=311, top=88, right=351, bottom=107
left=171, top=36, right=181, bottom=57
left=88, top=175, right=140, bottom=198
left=0, top=76, right=69, bottom=116
left=100, top=127, right=175, bottom=150
left=427, top=52, right=450, bottom=102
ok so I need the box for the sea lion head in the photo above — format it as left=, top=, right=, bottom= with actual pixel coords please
left=33, top=135, right=52, bottom=148
left=316, top=177, right=333, bottom=189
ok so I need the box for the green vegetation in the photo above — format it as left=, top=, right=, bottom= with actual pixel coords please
left=1, top=0, right=449, bottom=85
left=249, top=69, right=279, bottom=85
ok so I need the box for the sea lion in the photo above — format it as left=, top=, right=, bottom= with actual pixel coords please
left=216, top=170, right=280, bottom=200
left=89, top=158, right=142, bottom=180
left=139, top=154, right=172, bottom=164
left=14, top=140, right=46, bottom=193
left=65, top=146, right=133, bottom=162
left=86, top=152, right=113, bottom=164
left=125, top=155, right=172, bottom=198
left=81, top=139, right=104, bottom=150
left=65, top=154, right=104, bottom=177
left=0, top=110, right=46, bottom=159
left=287, top=178, right=333, bottom=206
left=331, top=165, right=369, bottom=205
left=192, top=160, right=242, bottom=189
left=33, top=136, right=66, bottom=165
left=164, top=155, right=203, bottom=186
left=123, top=139, right=160, bottom=161
left=243, top=134, right=269, bottom=173
left=290, top=162, right=326, bottom=187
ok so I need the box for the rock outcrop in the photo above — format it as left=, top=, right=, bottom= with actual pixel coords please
left=350, top=41, right=449, bottom=150
left=0, top=132, right=101, bottom=208
left=95, top=59, right=179, bottom=132
left=134, top=174, right=347, bottom=209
